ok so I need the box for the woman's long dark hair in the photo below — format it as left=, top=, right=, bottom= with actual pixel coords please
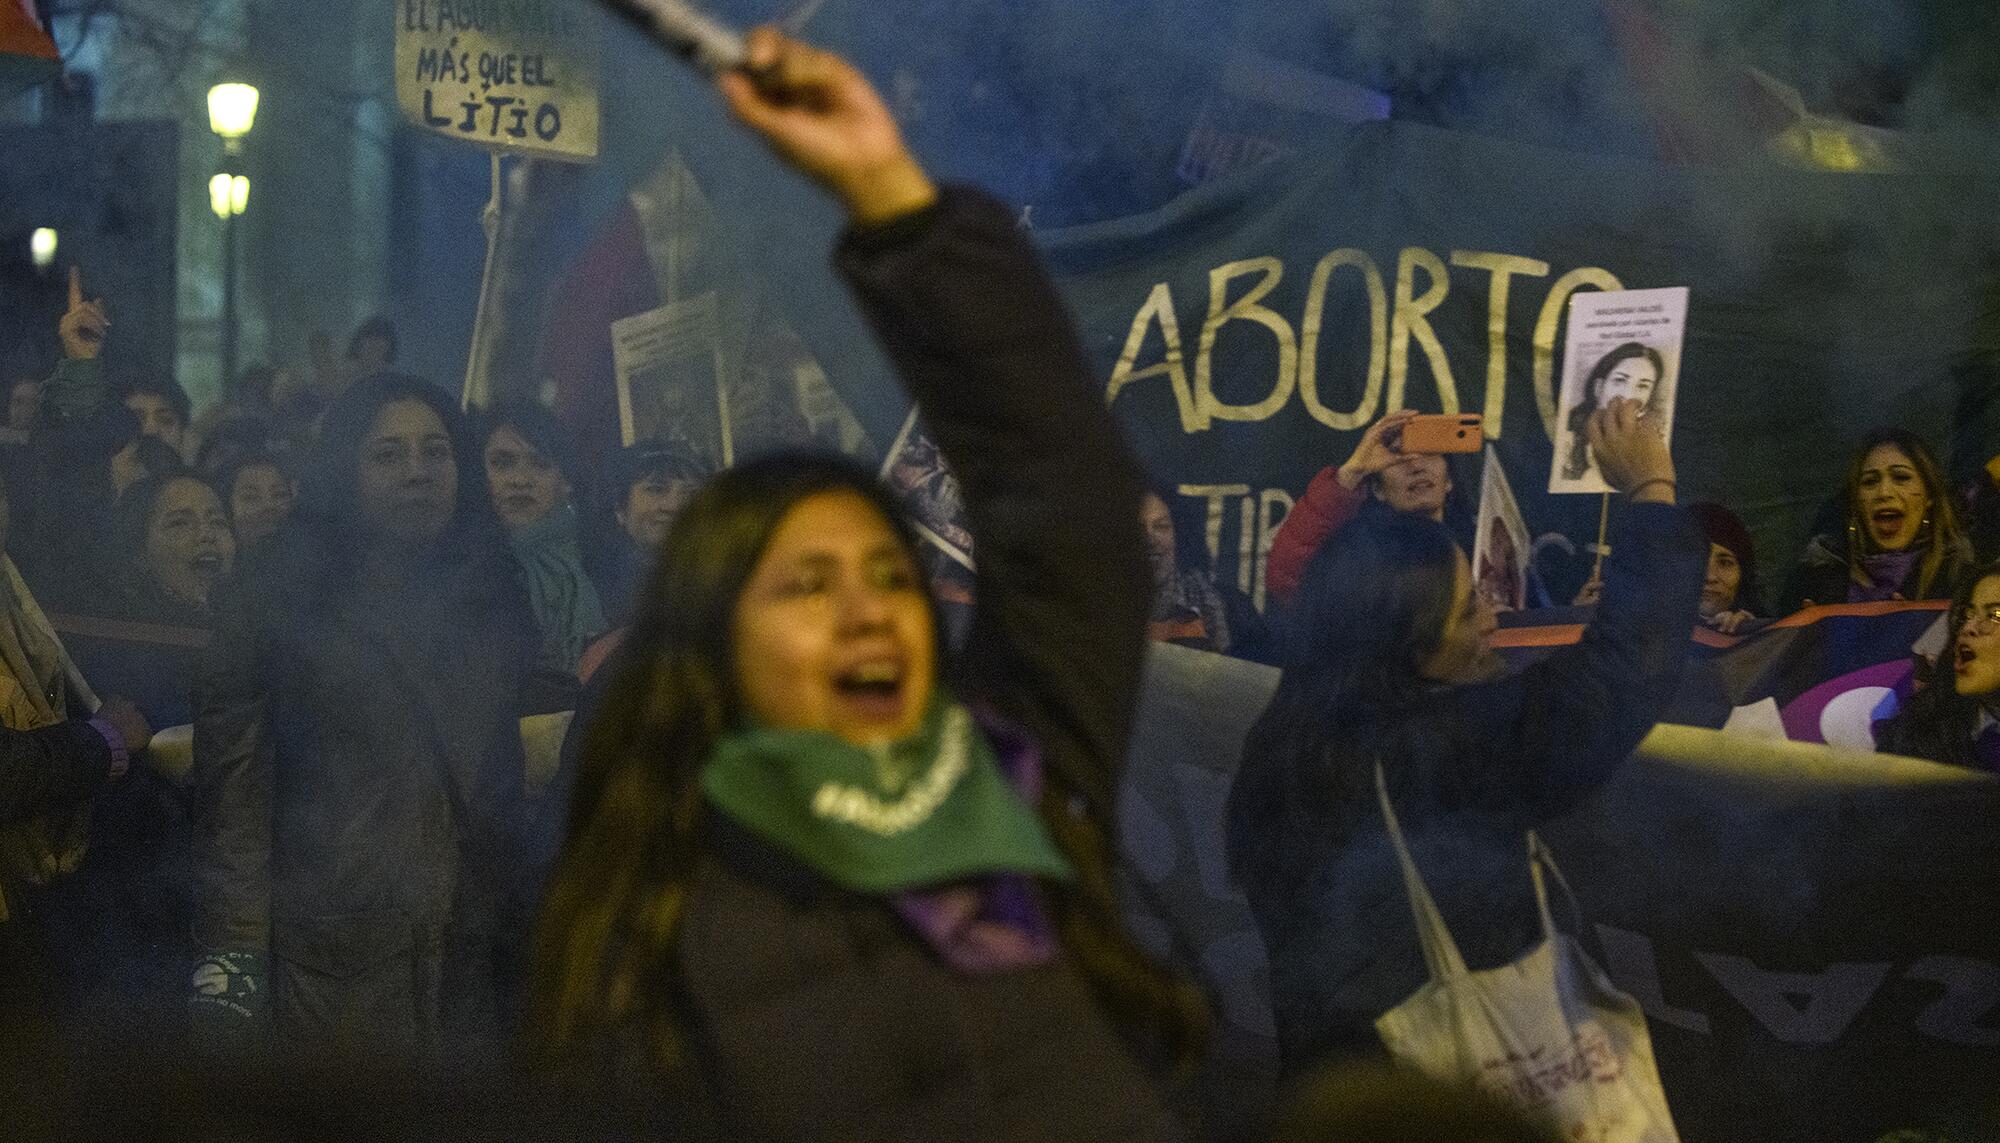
left=1876, top=561, right=2000, bottom=769
left=1563, top=342, right=1664, bottom=481
left=530, top=452, right=1205, bottom=1077
left=276, top=372, right=505, bottom=607
left=1841, top=428, right=1969, bottom=600
left=1228, top=511, right=1461, bottom=890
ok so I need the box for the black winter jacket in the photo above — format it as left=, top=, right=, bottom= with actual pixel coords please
left=1231, top=501, right=1705, bottom=1072
left=667, top=188, right=1184, bottom=1141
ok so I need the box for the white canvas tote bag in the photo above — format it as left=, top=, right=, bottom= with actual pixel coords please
left=1371, top=765, right=1681, bottom=1143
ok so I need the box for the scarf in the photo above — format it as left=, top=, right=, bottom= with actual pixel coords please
left=702, top=697, right=1072, bottom=972
left=0, top=556, right=101, bottom=921
left=510, top=502, right=610, bottom=675
left=1854, top=546, right=1925, bottom=603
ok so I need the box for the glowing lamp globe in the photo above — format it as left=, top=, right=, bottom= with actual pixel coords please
left=207, top=82, right=259, bottom=141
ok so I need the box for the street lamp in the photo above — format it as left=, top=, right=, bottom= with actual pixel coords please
left=29, top=227, right=56, bottom=270
left=210, top=173, right=249, bottom=219
left=207, top=82, right=258, bottom=151
left=208, top=81, right=257, bottom=393
left=209, top=172, right=234, bottom=219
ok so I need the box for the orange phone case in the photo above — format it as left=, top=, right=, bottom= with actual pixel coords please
left=1397, top=413, right=1483, bottom=454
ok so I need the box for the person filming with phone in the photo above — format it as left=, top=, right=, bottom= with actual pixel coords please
left=1266, top=410, right=1476, bottom=608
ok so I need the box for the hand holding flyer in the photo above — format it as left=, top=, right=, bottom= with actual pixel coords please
left=1549, top=287, right=1689, bottom=495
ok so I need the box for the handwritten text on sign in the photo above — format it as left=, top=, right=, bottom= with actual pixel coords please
left=395, top=0, right=600, bottom=162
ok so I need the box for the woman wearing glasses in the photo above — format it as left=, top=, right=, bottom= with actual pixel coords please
left=1875, top=566, right=2000, bottom=772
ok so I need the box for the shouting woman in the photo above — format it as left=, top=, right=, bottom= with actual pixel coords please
left=529, top=29, right=1204, bottom=1139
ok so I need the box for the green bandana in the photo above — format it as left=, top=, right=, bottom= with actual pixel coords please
left=700, top=698, right=1073, bottom=893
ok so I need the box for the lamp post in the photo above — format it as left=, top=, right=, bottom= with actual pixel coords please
left=208, top=82, right=257, bottom=394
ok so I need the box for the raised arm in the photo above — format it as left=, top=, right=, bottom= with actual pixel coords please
left=720, top=30, right=1147, bottom=813
left=838, top=193, right=1148, bottom=812
left=1267, top=410, right=1420, bottom=604
left=41, top=267, right=115, bottom=424
left=1267, top=467, right=1368, bottom=605
left=1490, top=399, right=1704, bottom=812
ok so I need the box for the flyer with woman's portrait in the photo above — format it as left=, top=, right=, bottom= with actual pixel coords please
left=1474, top=447, right=1532, bottom=612
left=1548, top=286, right=1689, bottom=495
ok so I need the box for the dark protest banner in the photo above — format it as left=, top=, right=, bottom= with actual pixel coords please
left=395, top=0, right=600, bottom=161
left=1035, top=121, right=2000, bottom=609
left=545, top=109, right=1996, bottom=603
left=1120, top=621, right=2000, bottom=1143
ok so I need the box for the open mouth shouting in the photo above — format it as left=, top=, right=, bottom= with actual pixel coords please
left=1951, top=633, right=2000, bottom=698
left=191, top=550, right=228, bottom=583
left=831, top=655, right=910, bottom=724
left=1867, top=505, right=1914, bottom=548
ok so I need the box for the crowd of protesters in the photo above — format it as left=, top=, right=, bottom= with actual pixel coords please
left=0, top=26, right=1993, bottom=1143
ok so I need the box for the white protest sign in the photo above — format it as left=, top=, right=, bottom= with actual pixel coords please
left=395, top=0, right=600, bottom=162
left=1548, top=286, right=1689, bottom=495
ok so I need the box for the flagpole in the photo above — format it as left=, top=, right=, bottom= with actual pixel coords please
left=1591, top=492, right=1612, bottom=580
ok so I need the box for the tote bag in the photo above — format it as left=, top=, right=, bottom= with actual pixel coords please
left=1371, top=765, right=1681, bottom=1143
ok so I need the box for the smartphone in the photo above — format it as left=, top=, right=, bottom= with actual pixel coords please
left=1395, top=413, right=1483, bottom=454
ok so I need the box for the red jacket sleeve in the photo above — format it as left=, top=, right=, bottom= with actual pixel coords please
left=1267, top=467, right=1369, bottom=604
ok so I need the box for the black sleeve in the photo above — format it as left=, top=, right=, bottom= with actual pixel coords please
left=188, top=577, right=275, bottom=950
left=833, top=187, right=1148, bottom=816
left=0, top=719, right=115, bottom=825
left=1788, top=554, right=1851, bottom=611
left=1441, top=501, right=1707, bottom=815
left=22, top=360, right=134, bottom=595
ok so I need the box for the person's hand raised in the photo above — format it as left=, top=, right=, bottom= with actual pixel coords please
left=717, top=28, right=936, bottom=226
left=1587, top=397, right=1675, bottom=502
left=58, top=267, right=110, bottom=361
left=1337, top=409, right=1421, bottom=490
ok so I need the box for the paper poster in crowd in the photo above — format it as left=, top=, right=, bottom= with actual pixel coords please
left=1473, top=446, right=1532, bottom=611
left=1548, top=286, right=1689, bottom=495
left=879, top=409, right=975, bottom=570
left=395, top=0, right=600, bottom=162
left=619, top=151, right=873, bottom=466
left=611, top=292, right=731, bottom=467
left=724, top=308, right=875, bottom=462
